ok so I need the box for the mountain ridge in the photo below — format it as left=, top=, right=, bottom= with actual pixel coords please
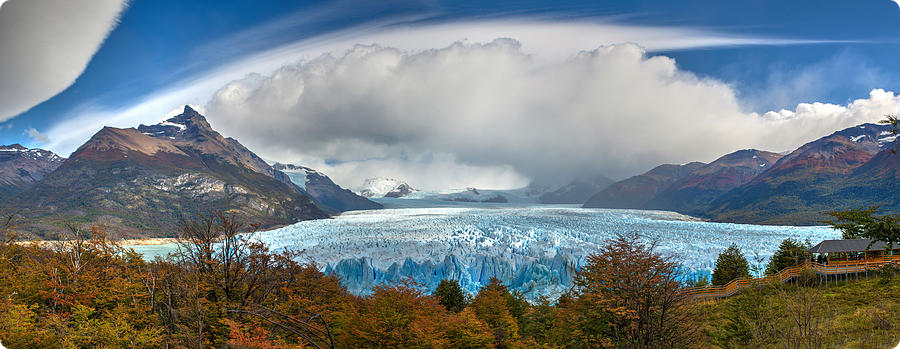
left=273, top=163, right=382, bottom=212
left=583, top=122, right=900, bottom=225
left=3, top=106, right=329, bottom=238
left=0, top=144, right=65, bottom=195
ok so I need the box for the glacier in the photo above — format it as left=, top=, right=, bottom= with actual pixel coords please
left=255, top=205, right=839, bottom=300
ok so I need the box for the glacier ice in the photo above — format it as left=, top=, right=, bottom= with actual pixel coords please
left=256, top=205, right=839, bottom=300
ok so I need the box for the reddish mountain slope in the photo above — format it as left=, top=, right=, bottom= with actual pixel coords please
left=582, top=162, right=706, bottom=209
left=6, top=106, right=328, bottom=238
left=649, top=149, right=783, bottom=212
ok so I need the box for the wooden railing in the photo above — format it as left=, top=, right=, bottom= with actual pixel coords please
left=682, top=256, right=900, bottom=300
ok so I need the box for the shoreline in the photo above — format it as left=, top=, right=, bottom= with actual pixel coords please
left=16, top=237, right=180, bottom=247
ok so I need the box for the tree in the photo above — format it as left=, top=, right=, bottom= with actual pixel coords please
left=826, top=205, right=900, bottom=252
left=470, top=278, right=520, bottom=348
left=559, top=233, right=697, bottom=348
left=433, top=279, right=468, bottom=313
left=344, top=279, right=448, bottom=347
left=766, top=238, right=811, bottom=275
left=0, top=213, right=16, bottom=244
left=157, top=212, right=339, bottom=348
left=443, top=309, right=495, bottom=348
left=712, top=244, right=750, bottom=285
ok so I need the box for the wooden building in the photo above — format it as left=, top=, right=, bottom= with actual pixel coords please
left=808, top=238, right=898, bottom=264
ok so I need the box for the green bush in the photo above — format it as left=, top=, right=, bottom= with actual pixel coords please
left=766, top=238, right=811, bottom=275
left=712, top=243, right=750, bottom=285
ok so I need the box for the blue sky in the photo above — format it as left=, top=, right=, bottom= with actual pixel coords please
left=2, top=0, right=900, bottom=188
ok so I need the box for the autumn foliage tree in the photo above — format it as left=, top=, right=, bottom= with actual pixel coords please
left=0, top=221, right=162, bottom=348
left=557, top=233, right=697, bottom=348
left=153, top=211, right=344, bottom=348
left=469, top=278, right=521, bottom=348
left=344, top=279, right=494, bottom=348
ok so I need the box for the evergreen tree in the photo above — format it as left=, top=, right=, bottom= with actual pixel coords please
left=826, top=205, right=900, bottom=251
left=712, top=243, right=750, bottom=285
left=766, top=238, right=811, bottom=275
left=433, top=279, right=468, bottom=313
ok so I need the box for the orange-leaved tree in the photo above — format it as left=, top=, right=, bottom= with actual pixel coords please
left=558, top=233, right=697, bottom=348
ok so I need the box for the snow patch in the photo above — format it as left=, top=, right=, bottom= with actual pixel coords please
left=160, top=121, right=187, bottom=131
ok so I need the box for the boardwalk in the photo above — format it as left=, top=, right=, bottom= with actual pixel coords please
left=682, top=256, right=900, bottom=300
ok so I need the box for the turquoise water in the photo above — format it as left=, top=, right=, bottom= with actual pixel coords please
left=129, top=243, right=181, bottom=260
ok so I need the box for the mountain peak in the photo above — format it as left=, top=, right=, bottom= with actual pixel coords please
left=138, top=105, right=213, bottom=139
left=357, top=177, right=417, bottom=198
left=0, top=144, right=27, bottom=151
left=0, top=143, right=65, bottom=188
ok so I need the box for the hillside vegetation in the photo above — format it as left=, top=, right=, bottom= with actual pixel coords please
left=698, top=274, right=900, bottom=348
left=1, top=213, right=898, bottom=348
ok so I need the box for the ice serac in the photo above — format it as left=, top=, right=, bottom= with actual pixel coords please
left=273, top=163, right=382, bottom=212
left=582, top=162, right=706, bottom=209
left=0, top=144, right=65, bottom=195
left=704, top=123, right=898, bottom=225
left=5, top=106, right=328, bottom=238
left=259, top=207, right=838, bottom=300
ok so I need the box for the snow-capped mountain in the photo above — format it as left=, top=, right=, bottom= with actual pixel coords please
left=273, top=163, right=382, bottom=212
left=356, top=177, right=418, bottom=198
left=583, top=122, right=900, bottom=225
left=0, top=144, right=65, bottom=193
left=3, top=106, right=327, bottom=238
left=427, top=187, right=509, bottom=203
left=705, top=122, right=899, bottom=224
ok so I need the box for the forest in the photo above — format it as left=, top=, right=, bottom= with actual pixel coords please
left=0, top=212, right=898, bottom=348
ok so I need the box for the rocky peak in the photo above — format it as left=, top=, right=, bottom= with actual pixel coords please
left=0, top=144, right=65, bottom=163
left=0, top=144, right=65, bottom=187
left=0, top=144, right=27, bottom=151
left=137, top=105, right=215, bottom=140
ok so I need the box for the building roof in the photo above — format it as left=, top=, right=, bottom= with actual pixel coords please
left=808, top=239, right=891, bottom=254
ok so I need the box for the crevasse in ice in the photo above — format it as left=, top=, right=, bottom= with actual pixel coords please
left=256, top=206, right=838, bottom=300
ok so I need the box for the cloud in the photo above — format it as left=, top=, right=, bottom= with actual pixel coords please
left=41, top=18, right=827, bottom=156
left=295, top=153, right=530, bottom=191
left=35, top=17, right=876, bottom=189
left=0, top=0, right=128, bottom=122
left=23, top=128, right=48, bottom=143
left=204, top=40, right=900, bottom=189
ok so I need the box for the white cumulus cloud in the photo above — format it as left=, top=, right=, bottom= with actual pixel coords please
left=0, top=0, right=128, bottom=121
left=205, top=40, right=900, bottom=189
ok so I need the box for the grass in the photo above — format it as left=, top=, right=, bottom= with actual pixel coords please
left=696, top=271, right=900, bottom=348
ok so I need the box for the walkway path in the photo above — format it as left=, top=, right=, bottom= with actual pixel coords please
left=683, top=256, right=900, bottom=300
